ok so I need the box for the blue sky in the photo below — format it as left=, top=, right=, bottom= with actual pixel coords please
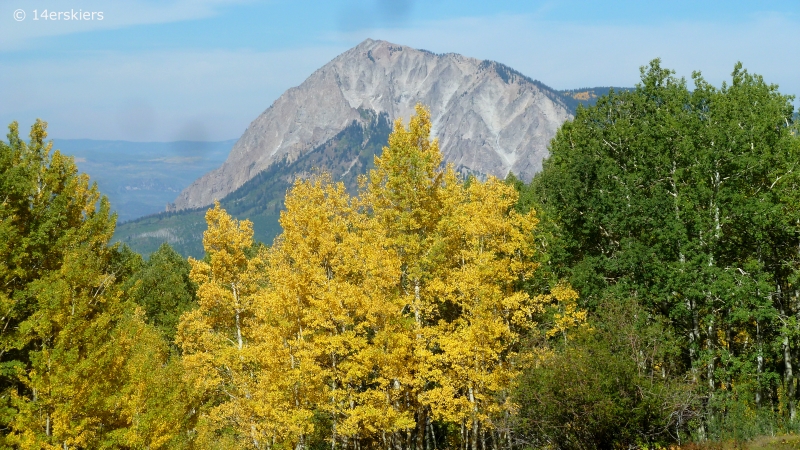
left=1, top=0, right=798, bottom=141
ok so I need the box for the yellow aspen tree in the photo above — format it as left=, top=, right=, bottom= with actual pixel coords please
left=423, top=176, right=548, bottom=449
left=107, top=311, right=193, bottom=449
left=176, top=202, right=271, bottom=448
left=262, top=175, right=412, bottom=448
left=363, top=104, right=558, bottom=449
left=182, top=105, right=574, bottom=449
left=362, top=105, right=453, bottom=449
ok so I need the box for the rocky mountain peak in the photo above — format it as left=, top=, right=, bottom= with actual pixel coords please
left=173, top=39, right=573, bottom=211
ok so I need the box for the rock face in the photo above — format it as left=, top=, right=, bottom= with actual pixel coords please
left=173, top=39, right=572, bottom=210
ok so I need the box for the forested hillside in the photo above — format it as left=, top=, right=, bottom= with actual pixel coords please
left=556, top=87, right=629, bottom=111
left=113, top=111, right=392, bottom=257
left=1, top=60, right=798, bottom=449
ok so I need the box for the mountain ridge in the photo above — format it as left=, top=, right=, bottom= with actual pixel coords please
left=172, top=38, right=573, bottom=211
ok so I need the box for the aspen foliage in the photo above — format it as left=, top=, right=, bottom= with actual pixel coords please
left=545, top=284, right=587, bottom=342
left=176, top=203, right=274, bottom=448
left=363, top=105, right=555, bottom=443
left=264, top=175, right=411, bottom=445
left=178, top=104, right=570, bottom=448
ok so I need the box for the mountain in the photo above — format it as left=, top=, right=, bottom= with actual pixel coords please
left=116, top=40, right=622, bottom=257
left=172, top=38, right=573, bottom=211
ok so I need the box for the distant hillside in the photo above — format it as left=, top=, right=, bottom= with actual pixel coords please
left=113, top=112, right=391, bottom=257
left=556, top=87, right=631, bottom=111
left=54, top=139, right=233, bottom=222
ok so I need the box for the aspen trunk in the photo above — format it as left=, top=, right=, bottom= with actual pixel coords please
left=332, top=414, right=337, bottom=450
left=232, top=283, right=244, bottom=352
left=471, top=419, right=478, bottom=450
left=756, top=320, right=763, bottom=408
left=707, top=319, right=715, bottom=392
left=778, top=285, right=796, bottom=421
left=427, top=416, right=437, bottom=450
left=706, top=316, right=716, bottom=431
left=393, top=379, right=402, bottom=450
left=688, top=297, right=700, bottom=383
left=461, top=420, right=466, bottom=450
left=693, top=306, right=706, bottom=442
left=784, top=332, right=796, bottom=421
left=251, top=424, right=261, bottom=449
left=506, top=411, right=513, bottom=450
left=332, top=355, right=338, bottom=450
left=416, top=407, right=426, bottom=450
left=469, top=386, right=478, bottom=450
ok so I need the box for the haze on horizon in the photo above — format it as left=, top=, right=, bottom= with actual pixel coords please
left=1, top=0, right=797, bottom=142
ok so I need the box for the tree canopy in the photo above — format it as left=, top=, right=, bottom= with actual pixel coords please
left=175, top=104, right=565, bottom=449
left=1, top=59, right=799, bottom=449
left=0, top=121, right=190, bottom=448
left=526, top=59, right=800, bottom=443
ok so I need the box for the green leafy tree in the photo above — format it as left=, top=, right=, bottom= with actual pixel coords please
left=515, top=298, right=694, bottom=450
left=0, top=120, right=190, bottom=448
left=532, top=60, right=800, bottom=432
left=0, top=119, right=120, bottom=443
left=124, top=242, right=197, bottom=343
